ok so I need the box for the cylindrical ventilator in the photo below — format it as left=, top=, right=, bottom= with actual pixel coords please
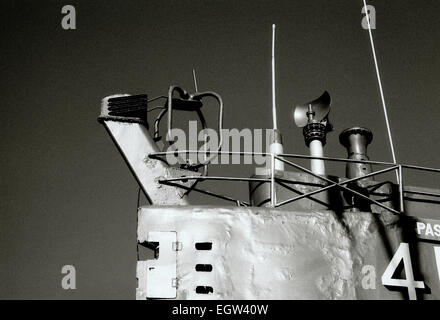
left=339, top=127, right=374, bottom=212
left=339, top=127, right=373, bottom=182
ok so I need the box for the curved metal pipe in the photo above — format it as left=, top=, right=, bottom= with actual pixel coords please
left=191, top=91, right=224, bottom=166
left=164, top=86, right=224, bottom=171
left=196, top=109, right=209, bottom=176
left=166, top=85, right=189, bottom=143
left=153, top=108, right=167, bottom=141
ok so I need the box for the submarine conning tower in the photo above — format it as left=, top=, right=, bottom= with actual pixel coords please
left=99, top=85, right=440, bottom=300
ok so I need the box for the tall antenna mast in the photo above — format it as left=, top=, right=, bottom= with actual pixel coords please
left=269, top=24, right=284, bottom=172
left=272, top=24, right=278, bottom=130
left=362, top=0, right=398, bottom=181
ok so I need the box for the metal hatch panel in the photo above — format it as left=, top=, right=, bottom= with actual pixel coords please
left=137, top=231, right=177, bottom=299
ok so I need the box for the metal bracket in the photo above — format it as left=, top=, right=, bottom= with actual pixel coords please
left=172, top=278, right=179, bottom=288
left=172, top=242, right=183, bottom=251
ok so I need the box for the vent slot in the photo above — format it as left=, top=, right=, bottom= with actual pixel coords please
left=196, top=286, right=214, bottom=294
left=195, top=264, right=213, bottom=272
left=195, top=242, right=212, bottom=250
left=107, top=94, right=148, bottom=118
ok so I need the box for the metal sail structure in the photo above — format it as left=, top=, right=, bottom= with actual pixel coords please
left=98, top=22, right=440, bottom=300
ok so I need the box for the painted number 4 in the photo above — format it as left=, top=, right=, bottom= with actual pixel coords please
left=381, top=243, right=425, bottom=300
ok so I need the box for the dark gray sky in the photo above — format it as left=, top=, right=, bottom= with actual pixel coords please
left=0, top=0, right=439, bottom=299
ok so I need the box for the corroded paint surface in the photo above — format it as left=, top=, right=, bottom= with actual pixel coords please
left=137, top=206, right=404, bottom=300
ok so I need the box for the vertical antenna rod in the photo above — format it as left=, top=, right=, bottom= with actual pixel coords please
left=268, top=24, right=284, bottom=173
left=256, top=24, right=284, bottom=178
left=362, top=0, right=398, bottom=179
left=192, top=69, right=199, bottom=93
left=272, top=24, right=278, bottom=130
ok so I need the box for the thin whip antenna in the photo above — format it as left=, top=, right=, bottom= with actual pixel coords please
left=362, top=0, right=398, bottom=179
left=192, top=69, right=198, bottom=92
left=271, top=24, right=278, bottom=130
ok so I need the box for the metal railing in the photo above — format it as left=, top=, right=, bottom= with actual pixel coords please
left=149, top=150, right=440, bottom=214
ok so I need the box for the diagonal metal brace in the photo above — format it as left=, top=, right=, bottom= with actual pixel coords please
left=275, top=156, right=400, bottom=215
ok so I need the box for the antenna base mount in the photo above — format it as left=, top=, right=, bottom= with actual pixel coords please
left=303, top=122, right=330, bottom=147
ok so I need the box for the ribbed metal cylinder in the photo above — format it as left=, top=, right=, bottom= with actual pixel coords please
left=339, top=127, right=373, bottom=181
